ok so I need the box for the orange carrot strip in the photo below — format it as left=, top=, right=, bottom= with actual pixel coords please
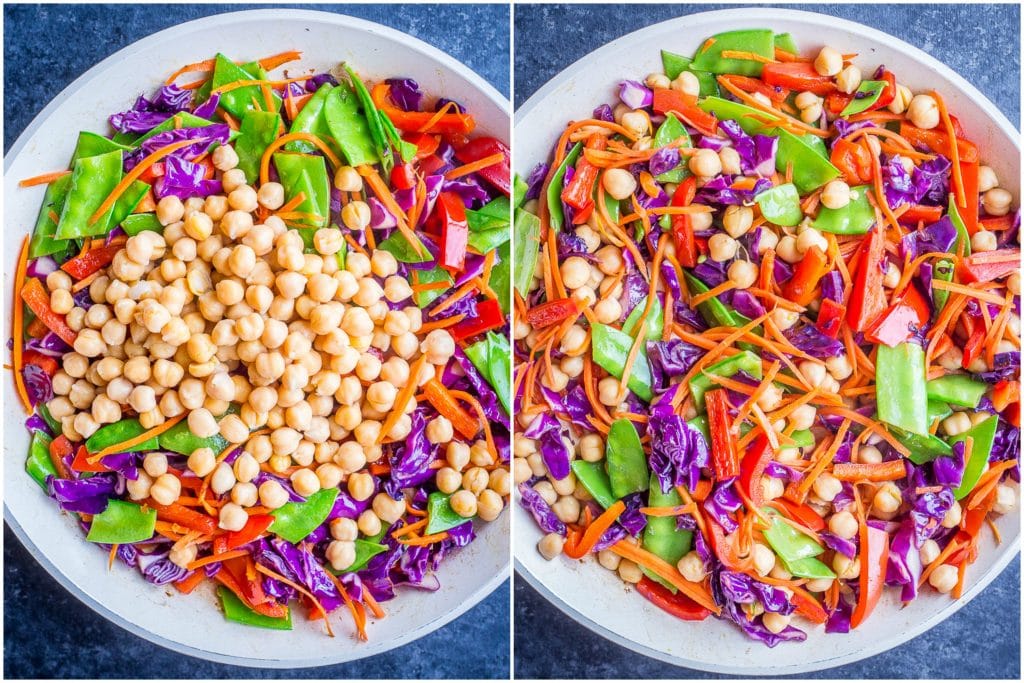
left=89, top=139, right=195, bottom=224
left=86, top=414, right=186, bottom=463
left=18, top=169, right=72, bottom=187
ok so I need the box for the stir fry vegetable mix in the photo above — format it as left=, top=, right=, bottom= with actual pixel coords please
left=514, top=30, right=1019, bottom=646
left=13, top=51, right=513, bottom=637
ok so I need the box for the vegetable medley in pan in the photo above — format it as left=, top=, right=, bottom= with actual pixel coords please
left=13, top=50, right=511, bottom=636
left=513, top=29, right=1019, bottom=646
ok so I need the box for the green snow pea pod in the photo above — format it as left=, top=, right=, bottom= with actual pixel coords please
left=86, top=418, right=159, bottom=453
left=774, top=33, right=799, bottom=54
left=217, top=586, right=293, bottom=630
left=345, top=66, right=391, bottom=173
left=273, top=152, right=330, bottom=229
left=876, top=342, right=929, bottom=436
left=126, top=111, right=219, bottom=147
left=513, top=209, right=542, bottom=297
left=86, top=500, right=157, bottom=543
left=513, top=174, right=529, bottom=209
left=776, top=130, right=841, bottom=193
left=55, top=150, right=123, bottom=239
left=755, top=183, right=802, bottom=226
left=622, top=295, right=664, bottom=341
left=928, top=400, right=953, bottom=423
left=642, top=473, right=692, bottom=591
left=660, top=50, right=718, bottom=96
left=606, top=419, right=649, bottom=499
left=425, top=491, right=473, bottom=534
left=691, top=29, right=776, bottom=77
left=781, top=556, right=837, bottom=580
left=486, top=331, right=513, bottom=415
left=235, top=110, right=284, bottom=184
left=110, top=181, right=151, bottom=227
left=813, top=184, right=875, bottom=234
left=120, top=213, right=164, bottom=236
left=689, top=350, right=763, bottom=411
left=466, top=196, right=511, bottom=253
left=269, top=487, right=339, bottom=543
left=688, top=415, right=710, bottom=442
left=212, top=53, right=280, bottom=118
left=285, top=84, right=340, bottom=155
left=571, top=460, right=617, bottom=509
left=158, top=418, right=228, bottom=455
left=377, top=230, right=431, bottom=263
left=927, top=374, right=987, bottom=408
left=952, top=415, right=999, bottom=500
left=413, top=265, right=453, bottom=308
left=840, top=80, right=889, bottom=117
left=762, top=510, right=825, bottom=562
left=931, top=259, right=955, bottom=315
left=547, top=142, right=583, bottom=233
left=591, top=323, right=654, bottom=402
left=323, top=82, right=380, bottom=167
left=72, top=132, right=131, bottom=161
left=684, top=272, right=749, bottom=329
left=889, top=425, right=953, bottom=464
left=651, top=114, right=692, bottom=183
left=38, top=403, right=62, bottom=433
left=29, top=173, right=72, bottom=258
left=379, top=109, right=418, bottom=163
left=490, top=242, right=512, bottom=316
left=948, top=196, right=971, bottom=256
left=699, top=97, right=770, bottom=135
left=26, top=431, right=56, bottom=490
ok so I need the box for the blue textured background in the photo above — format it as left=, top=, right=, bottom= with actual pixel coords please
left=514, top=3, right=1020, bottom=680
left=3, top=4, right=509, bottom=679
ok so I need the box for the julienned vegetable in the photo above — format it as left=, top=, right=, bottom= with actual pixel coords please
left=515, top=28, right=1019, bottom=647
left=13, top=50, right=511, bottom=640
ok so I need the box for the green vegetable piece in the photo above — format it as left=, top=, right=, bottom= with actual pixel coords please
left=412, top=266, right=453, bottom=308
left=212, top=53, right=280, bottom=118
left=931, top=259, right=955, bottom=315
left=235, top=111, right=284, bottom=184
left=26, top=432, right=56, bottom=490
left=813, top=184, right=875, bottom=234
left=333, top=539, right=388, bottom=574
left=776, top=129, right=841, bottom=193
left=622, top=295, right=664, bottom=341
left=269, top=487, right=339, bottom=543
left=890, top=425, right=953, bottom=464
left=651, top=114, right=692, bottom=183
left=839, top=80, right=889, bottom=117
left=490, top=241, right=513, bottom=316
left=377, top=230, right=431, bottom=263
left=378, top=109, right=418, bottom=162
left=591, top=323, right=654, bottom=402
left=927, top=374, right=987, bottom=408
left=876, top=342, right=929, bottom=435
left=928, top=400, right=953, bottom=423
left=952, top=415, right=999, bottom=500
left=121, top=213, right=164, bottom=236
left=158, top=419, right=228, bottom=455
left=86, top=418, right=158, bottom=454
left=425, top=491, right=473, bottom=534
left=691, top=29, right=776, bottom=77
left=217, top=586, right=293, bottom=630
left=513, top=209, right=542, bottom=297
left=774, top=33, right=799, bottom=54
left=55, top=150, right=123, bottom=239
left=133, top=112, right=218, bottom=147
left=466, top=197, right=511, bottom=252
left=684, top=272, right=748, bottom=329
left=698, top=96, right=769, bottom=135
left=486, top=331, right=513, bottom=415
left=781, top=555, right=837, bottom=580
left=755, top=182, right=802, bottom=226
left=286, top=84, right=338, bottom=155
left=642, top=473, right=692, bottom=590
left=29, top=174, right=73, bottom=258
left=110, top=181, right=151, bottom=227
left=660, top=50, right=717, bottom=96
left=72, top=131, right=132, bottom=161
left=547, top=142, right=583, bottom=233
left=762, top=510, right=824, bottom=562
left=605, top=419, right=649, bottom=499
left=513, top=174, right=529, bottom=209
left=948, top=196, right=971, bottom=257
left=39, top=403, right=62, bottom=433
left=323, top=82, right=380, bottom=167
left=86, top=500, right=157, bottom=543
left=273, top=152, right=330, bottom=229
left=345, top=66, right=391, bottom=174
left=689, top=350, right=763, bottom=410
left=789, top=429, right=815, bottom=448
left=571, top=460, right=617, bottom=509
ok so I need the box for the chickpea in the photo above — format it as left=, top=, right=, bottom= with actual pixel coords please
left=187, top=407, right=219, bottom=438
left=828, top=510, right=858, bottom=539
left=835, top=65, right=862, bottom=95
left=477, top=490, right=504, bottom=521
left=708, top=233, right=738, bottom=262
left=73, top=329, right=106, bottom=358
left=150, top=473, right=182, bottom=506
left=727, top=260, right=758, bottom=289
left=718, top=147, right=742, bottom=176
left=907, top=94, right=940, bottom=129
left=833, top=553, right=861, bottom=580
left=812, top=473, right=842, bottom=502
left=186, top=447, right=216, bottom=478
left=537, top=532, right=565, bottom=560
left=218, top=502, right=248, bottom=532
left=941, top=500, right=962, bottom=528
left=348, top=472, right=375, bottom=501
left=601, top=168, right=637, bottom=201
left=257, top=479, right=289, bottom=510
left=688, top=148, right=722, bottom=177
left=722, top=205, right=753, bottom=238
left=127, top=471, right=153, bottom=500
left=942, top=411, right=972, bottom=437
left=677, top=551, right=706, bottom=583
left=813, top=46, right=843, bottom=77
left=50, top=289, right=73, bottom=315
left=670, top=70, right=700, bottom=96
left=928, top=564, right=958, bottom=594
left=820, top=179, right=852, bottom=210
left=982, top=188, right=1013, bottom=217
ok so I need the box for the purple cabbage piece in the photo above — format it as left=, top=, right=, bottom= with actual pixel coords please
left=989, top=418, right=1021, bottom=482
left=702, top=479, right=742, bottom=534
left=833, top=118, right=874, bottom=140
left=109, top=85, right=193, bottom=134
left=109, top=110, right=171, bottom=134
left=618, top=80, right=653, bottom=109
left=720, top=598, right=807, bottom=647
left=819, top=531, right=858, bottom=558
left=825, top=593, right=854, bottom=633
left=697, top=136, right=730, bottom=152
left=385, top=78, right=424, bottom=111
left=306, top=73, right=339, bottom=92
left=695, top=175, right=772, bottom=206
left=267, top=538, right=344, bottom=612
left=646, top=339, right=703, bottom=392
left=518, top=483, right=566, bottom=535
left=124, top=123, right=232, bottom=172
left=820, top=271, right=844, bottom=304
left=730, top=290, right=766, bottom=319
left=441, top=176, right=490, bottom=209
left=386, top=409, right=436, bottom=496
left=933, top=440, right=966, bottom=488
left=718, top=570, right=795, bottom=615
left=48, top=474, right=117, bottom=515
left=25, top=331, right=71, bottom=358
left=648, top=415, right=709, bottom=494
left=25, top=413, right=51, bottom=436
left=369, top=197, right=398, bottom=230
left=592, top=103, right=615, bottom=122
left=649, top=147, right=681, bottom=177
left=452, top=347, right=510, bottom=428
left=910, top=487, right=955, bottom=546
left=523, top=413, right=571, bottom=480
left=524, top=163, right=549, bottom=201
left=193, top=93, right=220, bottom=120
left=784, top=324, right=845, bottom=359
left=692, top=257, right=728, bottom=288
left=22, top=364, right=53, bottom=406
left=617, top=493, right=648, bottom=537
left=973, top=352, right=1020, bottom=383
left=435, top=97, right=465, bottom=114
left=718, top=120, right=777, bottom=176
left=883, top=154, right=951, bottom=209
left=138, top=552, right=190, bottom=586
left=154, top=155, right=222, bottom=200
left=885, top=520, right=922, bottom=602
left=899, top=216, right=958, bottom=261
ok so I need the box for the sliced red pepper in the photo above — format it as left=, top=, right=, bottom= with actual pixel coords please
left=960, top=249, right=1020, bottom=283
left=830, top=138, right=873, bottom=184
left=652, top=88, right=718, bottom=134
left=214, top=563, right=288, bottom=618
left=961, top=321, right=985, bottom=370
left=850, top=523, right=889, bottom=628
left=1005, top=401, right=1020, bottom=428
left=705, top=520, right=749, bottom=571
left=824, top=92, right=853, bottom=117
left=370, top=83, right=475, bottom=136
left=899, top=123, right=979, bottom=164
left=791, top=586, right=829, bottom=624
left=979, top=214, right=1016, bottom=232
left=636, top=576, right=712, bottom=621
left=864, top=303, right=919, bottom=347
left=720, top=75, right=790, bottom=105
left=60, top=242, right=123, bottom=280
left=816, top=299, right=847, bottom=339
left=451, top=298, right=505, bottom=341
left=738, top=435, right=772, bottom=507
left=870, top=70, right=897, bottom=111
left=897, top=284, right=930, bottom=326
left=762, top=62, right=837, bottom=95
left=524, top=297, right=578, bottom=328
left=390, top=163, right=416, bottom=191
left=22, top=349, right=59, bottom=376
left=898, top=204, right=944, bottom=225
left=138, top=161, right=165, bottom=184
left=405, top=132, right=441, bottom=160
left=435, top=191, right=468, bottom=273
left=571, top=201, right=595, bottom=226
left=706, top=389, right=739, bottom=480
left=21, top=277, right=77, bottom=345
left=846, top=228, right=887, bottom=332
left=992, top=380, right=1020, bottom=412
left=772, top=498, right=826, bottom=532
left=418, top=153, right=446, bottom=176
left=957, top=161, right=980, bottom=236
left=781, top=245, right=828, bottom=306
left=455, top=136, right=511, bottom=196
left=71, top=445, right=113, bottom=473
left=561, top=135, right=606, bottom=211
left=670, top=177, right=698, bottom=268
left=225, top=514, right=274, bottom=550
left=148, top=500, right=218, bottom=535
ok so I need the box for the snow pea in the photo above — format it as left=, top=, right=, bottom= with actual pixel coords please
left=661, top=50, right=718, bottom=96
left=26, top=431, right=55, bottom=490
left=86, top=418, right=158, bottom=453
left=336, top=539, right=388, bottom=575
left=781, top=555, right=837, bottom=580
left=379, top=109, right=418, bottom=163
left=269, top=487, right=339, bottom=543
left=651, top=114, right=692, bottom=183
left=86, top=500, right=157, bottom=543
left=606, top=419, right=649, bottom=498
left=465, top=332, right=512, bottom=416
left=135, top=112, right=219, bottom=146
left=948, top=196, right=972, bottom=256
left=377, top=230, right=431, bottom=263
left=120, top=212, right=163, bottom=236
left=425, top=491, right=473, bottom=534
left=467, top=196, right=511, bottom=253
left=345, top=66, right=391, bottom=173
left=890, top=425, right=953, bottom=465
left=491, top=241, right=513, bottom=316
left=547, top=142, right=583, bottom=233
left=235, top=111, right=283, bottom=184
left=928, top=400, right=953, bottom=423
left=755, top=182, right=802, bottom=226
left=273, top=152, right=330, bottom=230
left=513, top=209, right=542, bottom=297
left=513, top=174, right=529, bottom=209
left=776, top=129, right=840, bottom=193
left=813, top=184, right=875, bottom=234
left=158, top=418, right=227, bottom=455
left=699, top=96, right=770, bottom=136
left=286, top=84, right=339, bottom=156
left=571, top=460, right=617, bottom=509
left=931, top=259, right=955, bottom=315
left=591, top=323, right=654, bottom=402
left=412, top=266, right=453, bottom=308
left=217, top=586, right=292, bottom=630
left=110, top=181, right=151, bottom=227
left=840, top=80, right=889, bottom=117
left=622, top=295, right=664, bottom=341
left=951, top=415, right=999, bottom=499
left=324, top=82, right=380, bottom=168
left=763, top=510, right=825, bottom=562
left=212, top=53, right=280, bottom=119
left=774, top=33, right=798, bottom=54
left=689, top=350, right=763, bottom=411
left=691, top=29, right=775, bottom=77
left=73, top=131, right=131, bottom=161
left=642, top=473, right=692, bottom=590
left=39, top=403, right=62, bottom=433
left=876, top=342, right=929, bottom=436
left=927, top=374, right=987, bottom=408
left=29, top=173, right=72, bottom=258
left=684, top=272, right=749, bottom=330
left=55, top=150, right=123, bottom=239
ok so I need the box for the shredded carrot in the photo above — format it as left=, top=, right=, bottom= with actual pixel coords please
left=930, top=279, right=1006, bottom=305
left=11, top=236, right=31, bottom=413
left=609, top=541, right=720, bottom=614
left=444, top=152, right=504, bottom=180
left=187, top=548, right=250, bottom=571
left=401, top=531, right=451, bottom=546
left=931, top=91, right=964, bottom=208
left=378, top=354, right=428, bottom=444
left=254, top=563, right=334, bottom=637
left=357, top=164, right=424, bottom=258
left=565, top=500, right=627, bottom=559
left=719, top=50, right=776, bottom=64
left=18, top=169, right=71, bottom=187
left=86, top=414, right=186, bottom=463
left=89, top=139, right=196, bottom=225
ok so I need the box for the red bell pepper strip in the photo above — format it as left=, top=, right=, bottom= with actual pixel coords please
left=138, top=161, right=166, bottom=184
left=979, top=214, right=1016, bottom=232
left=738, top=435, right=772, bottom=506
left=897, top=204, right=944, bottom=225
left=215, top=562, right=288, bottom=618
left=524, top=297, right=578, bottom=328
left=959, top=249, right=1020, bottom=283
left=21, top=277, right=77, bottom=345
left=636, top=576, right=712, bottom=621
left=225, top=514, right=275, bottom=550
left=773, top=498, right=826, bottom=532
left=864, top=303, right=919, bottom=347
left=455, top=136, right=511, bottom=196
left=451, top=298, right=505, bottom=341
left=791, top=586, right=829, bottom=624
left=670, top=177, right=699, bottom=268
left=571, top=202, right=595, bottom=226
left=370, top=83, right=475, bottom=136
left=992, top=380, right=1020, bottom=412
left=22, top=349, right=59, bottom=376
left=652, top=89, right=718, bottom=134
left=761, top=62, right=838, bottom=95
left=706, top=389, right=739, bottom=480
left=47, top=435, right=73, bottom=479
left=846, top=228, right=887, bottom=332
left=899, top=124, right=979, bottom=164
left=405, top=132, right=441, bottom=159
left=824, top=92, right=853, bottom=117
left=705, top=520, right=749, bottom=571
left=816, top=299, right=846, bottom=339
left=781, top=245, right=828, bottom=306
left=148, top=500, right=218, bottom=535
left=435, top=191, right=468, bottom=273
left=72, top=445, right=113, bottom=473
left=720, top=75, right=790, bottom=105
left=60, top=243, right=123, bottom=280
left=390, top=163, right=416, bottom=191
left=850, top=523, right=890, bottom=628
left=830, top=138, right=873, bottom=184
left=957, top=161, right=980, bottom=236
left=897, top=284, right=930, bottom=326
left=561, top=135, right=606, bottom=211
left=870, top=70, right=897, bottom=111
left=961, top=320, right=986, bottom=370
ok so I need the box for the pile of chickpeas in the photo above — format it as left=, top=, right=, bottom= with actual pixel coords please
left=44, top=141, right=509, bottom=572
left=513, top=41, right=1020, bottom=633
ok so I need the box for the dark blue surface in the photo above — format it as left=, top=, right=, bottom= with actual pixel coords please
left=3, top=4, right=509, bottom=679
left=514, top=3, right=1020, bottom=680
